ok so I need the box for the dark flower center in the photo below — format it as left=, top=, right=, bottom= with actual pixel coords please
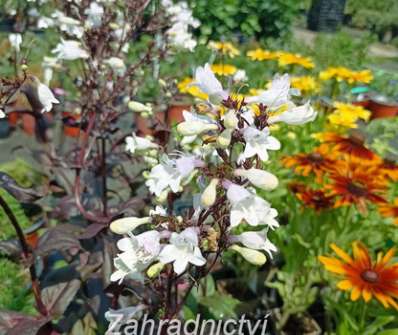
left=347, top=182, right=367, bottom=196
left=349, top=130, right=366, bottom=146
left=308, top=153, right=324, bottom=163
left=361, top=270, right=379, bottom=283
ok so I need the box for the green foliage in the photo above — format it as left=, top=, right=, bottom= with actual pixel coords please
left=187, top=0, right=300, bottom=41
left=365, top=117, right=398, bottom=161
left=0, top=258, right=35, bottom=314
left=346, top=0, right=398, bottom=40
left=0, top=188, right=30, bottom=241
left=312, top=31, right=374, bottom=68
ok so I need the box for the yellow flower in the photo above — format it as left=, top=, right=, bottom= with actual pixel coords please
left=210, top=64, right=238, bottom=76
left=177, top=77, right=208, bottom=100
left=246, top=48, right=278, bottom=61
left=319, top=67, right=373, bottom=84
left=208, top=41, right=240, bottom=58
left=291, top=76, right=319, bottom=93
left=277, top=52, right=315, bottom=69
left=327, top=102, right=371, bottom=129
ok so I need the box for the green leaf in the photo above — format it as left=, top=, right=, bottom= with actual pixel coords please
left=199, top=293, right=240, bottom=319
left=378, top=330, right=398, bottom=335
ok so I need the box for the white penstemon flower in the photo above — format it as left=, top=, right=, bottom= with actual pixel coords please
left=9, top=33, right=22, bottom=52
left=125, top=133, right=158, bottom=154
left=52, top=40, right=89, bottom=60
left=159, top=227, right=206, bottom=275
left=226, top=183, right=279, bottom=229
left=239, top=126, right=281, bottom=162
left=110, top=231, right=161, bottom=283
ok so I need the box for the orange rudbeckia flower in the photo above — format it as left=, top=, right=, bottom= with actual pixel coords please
left=282, top=146, right=337, bottom=182
left=379, top=199, right=398, bottom=225
left=319, top=242, right=398, bottom=309
left=316, top=131, right=378, bottom=161
left=325, top=162, right=387, bottom=213
left=289, top=183, right=335, bottom=212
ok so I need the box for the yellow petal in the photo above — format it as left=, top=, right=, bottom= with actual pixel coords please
left=337, top=280, right=352, bottom=291
left=330, top=244, right=353, bottom=264
left=351, top=286, right=361, bottom=301
left=362, top=288, right=372, bottom=302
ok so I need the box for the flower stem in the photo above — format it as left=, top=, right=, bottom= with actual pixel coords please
left=0, top=193, right=48, bottom=316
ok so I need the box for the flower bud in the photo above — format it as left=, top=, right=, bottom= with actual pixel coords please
left=110, top=217, right=151, bottom=234
left=200, top=178, right=219, bottom=207
left=216, top=128, right=232, bottom=148
left=147, top=262, right=165, bottom=278
left=223, top=110, right=239, bottom=129
left=128, top=101, right=152, bottom=113
left=230, top=245, right=266, bottom=266
left=177, top=121, right=218, bottom=136
left=234, top=168, right=278, bottom=191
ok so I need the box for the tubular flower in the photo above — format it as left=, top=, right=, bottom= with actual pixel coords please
left=319, top=242, right=398, bottom=309
left=246, top=48, right=278, bottom=61
left=325, top=162, right=387, bottom=213
left=289, top=183, right=334, bottom=212
left=210, top=64, right=238, bottom=76
left=379, top=199, right=398, bottom=225
left=208, top=41, right=240, bottom=58
left=328, top=102, right=371, bottom=129
left=277, top=52, right=314, bottom=69
left=316, top=131, right=378, bottom=161
left=282, top=146, right=337, bottom=182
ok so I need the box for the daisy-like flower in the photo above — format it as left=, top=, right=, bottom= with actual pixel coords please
left=378, top=160, right=398, bottom=182
left=319, top=67, right=373, bottom=84
left=316, top=131, right=378, bottom=161
left=246, top=48, right=278, bottom=61
left=289, top=183, right=335, bottom=212
left=277, top=52, right=314, bottom=69
left=240, top=126, right=281, bottom=162
left=325, top=162, right=387, bottom=213
left=192, top=63, right=228, bottom=104
left=210, top=64, right=238, bottom=76
left=319, top=242, right=398, bottom=309
left=208, top=41, right=240, bottom=58
left=290, top=76, right=318, bottom=94
left=328, top=102, right=371, bottom=129
left=282, top=145, right=336, bottom=182
left=226, top=184, right=279, bottom=229
left=159, top=227, right=206, bottom=275
left=379, top=199, right=398, bottom=225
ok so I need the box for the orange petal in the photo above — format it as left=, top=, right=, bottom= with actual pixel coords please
left=352, top=242, right=371, bottom=268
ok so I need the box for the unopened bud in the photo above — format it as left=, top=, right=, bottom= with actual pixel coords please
left=110, top=217, right=151, bottom=234
left=177, top=121, right=218, bottom=136
left=216, top=128, right=232, bottom=148
left=223, top=110, right=239, bottom=129
left=230, top=245, right=266, bottom=266
left=234, top=168, right=278, bottom=191
left=200, top=178, right=219, bottom=207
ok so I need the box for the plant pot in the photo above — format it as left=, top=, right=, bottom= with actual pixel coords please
left=0, top=119, right=10, bottom=138
left=22, top=113, right=36, bottom=136
left=62, top=112, right=88, bottom=139
left=166, top=104, right=191, bottom=126
left=368, top=100, right=398, bottom=119
left=135, top=112, right=166, bottom=136
left=352, top=100, right=370, bottom=109
left=7, top=111, right=20, bottom=126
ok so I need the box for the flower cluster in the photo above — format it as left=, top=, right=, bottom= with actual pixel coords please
left=161, top=0, right=200, bottom=51
left=111, top=64, right=316, bottom=307
left=319, top=66, right=373, bottom=84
